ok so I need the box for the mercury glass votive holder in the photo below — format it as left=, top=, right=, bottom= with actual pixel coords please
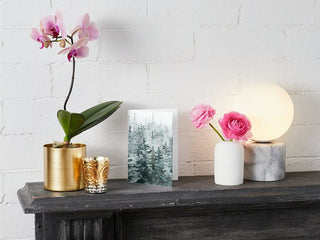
left=82, top=156, right=110, bottom=194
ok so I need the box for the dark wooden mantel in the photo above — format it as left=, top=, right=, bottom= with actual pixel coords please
left=18, top=172, right=320, bottom=239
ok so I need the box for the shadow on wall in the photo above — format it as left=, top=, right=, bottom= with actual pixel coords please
left=100, top=19, right=145, bottom=62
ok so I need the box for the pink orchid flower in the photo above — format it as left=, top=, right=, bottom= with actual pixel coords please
left=73, top=13, right=99, bottom=41
left=41, top=10, right=66, bottom=38
left=58, top=38, right=89, bottom=61
left=30, top=26, right=52, bottom=49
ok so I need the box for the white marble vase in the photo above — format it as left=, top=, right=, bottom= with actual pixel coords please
left=214, top=141, right=244, bottom=186
left=243, top=141, right=286, bottom=181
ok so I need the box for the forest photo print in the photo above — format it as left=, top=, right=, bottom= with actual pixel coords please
left=128, top=110, right=174, bottom=187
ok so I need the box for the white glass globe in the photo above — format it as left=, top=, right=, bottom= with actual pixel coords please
left=235, top=83, right=294, bottom=142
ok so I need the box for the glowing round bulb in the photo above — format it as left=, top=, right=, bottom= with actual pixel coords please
left=235, top=83, right=294, bottom=142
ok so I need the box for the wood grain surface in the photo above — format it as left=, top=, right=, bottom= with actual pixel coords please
left=17, top=172, right=320, bottom=239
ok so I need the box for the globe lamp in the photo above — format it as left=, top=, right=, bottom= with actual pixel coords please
left=235, top=82, right=294, bottom=181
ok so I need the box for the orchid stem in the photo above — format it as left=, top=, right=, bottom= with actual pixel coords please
left=209, top=123, right=225, bottom=141
left=63, top=36, right=75, bottom=111
left=71, top=29, right=81, bottom=38
left=65, top=39, right=72, bottom=45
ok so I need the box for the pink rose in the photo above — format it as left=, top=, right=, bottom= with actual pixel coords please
left=190, top=104, right=216, bottom=129
left=219, top=111, right=252, bottom=141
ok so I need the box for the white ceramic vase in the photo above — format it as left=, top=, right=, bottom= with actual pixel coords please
left=214, top=141, right=244, bottom=186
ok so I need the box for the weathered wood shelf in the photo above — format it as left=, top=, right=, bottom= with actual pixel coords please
left=18, top=172, right=320, bottom=240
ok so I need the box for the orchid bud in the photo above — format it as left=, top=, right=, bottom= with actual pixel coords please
left=59, top=39, right=66, bottom=48
left=44, top=41, right=51, bottom=48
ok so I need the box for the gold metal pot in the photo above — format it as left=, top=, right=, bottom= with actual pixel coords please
left=44, top=143, right=86, bottom=191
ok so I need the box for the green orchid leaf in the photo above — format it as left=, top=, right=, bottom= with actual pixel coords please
left=57, top=110, right=85, bottom=141
left=70, top=101, right=122, bottom=138
left=81, top=101, right=120, bottom=120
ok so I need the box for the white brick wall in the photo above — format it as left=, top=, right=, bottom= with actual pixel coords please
left=1, top=0, right=320, bottom=238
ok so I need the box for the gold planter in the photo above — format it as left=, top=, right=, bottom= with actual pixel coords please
left=44, top=143, right=86, bottom=191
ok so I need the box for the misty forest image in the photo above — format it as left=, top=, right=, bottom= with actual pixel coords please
left=128, top=110, right=173, bottom=187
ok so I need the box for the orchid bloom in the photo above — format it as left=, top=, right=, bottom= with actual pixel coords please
left=30, top=26, right=52, bottom=49
left=41, top=10, right=66, bottom=38
left=73, top=13, right=99, bottom=41
left=58, top=38, right=89, bottom=61
left=31, top=11, right=101, bottom=113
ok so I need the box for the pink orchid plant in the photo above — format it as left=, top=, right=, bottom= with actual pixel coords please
left=31, top=11, right=122, bottom=147
left=190, top=104, right=252, bottom=141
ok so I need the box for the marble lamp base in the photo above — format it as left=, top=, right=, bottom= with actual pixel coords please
left=243, top=141, right=286, bottom=181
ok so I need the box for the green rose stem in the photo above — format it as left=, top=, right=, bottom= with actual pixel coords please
left=209, top=123, right=225, bottom=141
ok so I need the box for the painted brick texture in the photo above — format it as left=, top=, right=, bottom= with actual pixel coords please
left=1, top=0, right=320, bottom=239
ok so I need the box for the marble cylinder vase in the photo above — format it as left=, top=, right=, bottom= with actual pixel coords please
left=243, top=141, right=286, bottom=181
